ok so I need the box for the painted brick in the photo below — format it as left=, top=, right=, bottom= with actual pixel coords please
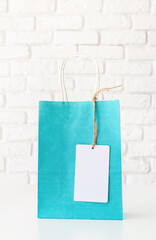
left=122, top=127, right=143, bottom=141
left=0, top=94, right=5, bottom=106
left=32, top=142, right=38, bottom=157
left=148, top=32, right=156, bottom=45
left=0, top=127, right=2, bottom=140
left=29, top=174, right=37, bottom=184
left=126, top=174, right=156, bottom=184
left=71, top=75, right=122, bottom=91
left=27, top=109, right=38, bottom=124
left=101, top=31, right=146, bottom=44
left=0, top=111, right=26, bottom=124
left=0, top=31, right=4, bottom=44
left=28, top=75, right=74, bottom=91
left=152, top=95, right=156, bottom=108
left=7, top=93, right=52, bottom=108
left=150, top=159, right=156, bottom=172
left=128, top=143, right=156, bottom=157
left=0, top=1, right=7, bottom=13
left=152, top=1, right=156, bottom=13
left=79, top=46, right=123, bottom=59
left=0, top=63, right=10, bottom=76
left=7, top=157, right=37, bottom=172
left=103, top=1, right=149, bottom=13
left=0, top=173, right=28, bottom=184
left=58, top=0, right=102, bottom=13
left=125, top=77, right=156, bottom=93
left=11, top=60, right=57, bottom=76
left=53, top=31, right=98, bottom=44
left=106, top=61, right=151, bottom=75
left=72, top=75, right=99, bottom=90
left=100, top=75, right=122, bottom=89
left=122, top=142, right=127, bottom=156
left=105, top=93, right=150, bottom=108
left=133, top=16, right=156, bottom=30
left=0, top=77, right=26, bottom=91
left=126, top=46, right=156, bottom=60
left=0, top=16, right=34, bottom=30
left=85, top=15, right=131, bottom=29
left=9, top=0, right=55, bottom=13
left=0, top=143, right=31, bottom=156
left=37, top=16, right=83, bottom=30
left=144, top=127, right=156, bottom=141
left=4, top=126, right=37, bottom=141
left=122, top=159, right=150, bottom=173
left=0, top=46, right=29, bottom=59
left=32, top=45, right=77, bottom=58
left=0, top=159, right=5, bottom=171
left=121, top=110, right=156, bottom=124
left=63, top=59, right=104, bottom=74
left=6, top=31, right=52, bottom=44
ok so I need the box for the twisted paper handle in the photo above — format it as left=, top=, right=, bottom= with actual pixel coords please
left=92, top=85, right=122, bottom=149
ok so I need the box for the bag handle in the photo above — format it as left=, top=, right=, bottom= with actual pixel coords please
left=59, top=54, right=100, bottom=101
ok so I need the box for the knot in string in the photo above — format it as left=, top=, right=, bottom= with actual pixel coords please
left=91, top=85, right=122, bottom=149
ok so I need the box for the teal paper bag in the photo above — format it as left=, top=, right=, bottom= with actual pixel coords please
left=38, top=54, right=123, bottom=220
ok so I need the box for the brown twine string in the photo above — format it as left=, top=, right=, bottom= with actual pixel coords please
left=91, top=85, right=122, bottom=149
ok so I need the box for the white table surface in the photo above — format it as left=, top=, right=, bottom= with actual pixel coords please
left=0, top=185, right=156, bottom=240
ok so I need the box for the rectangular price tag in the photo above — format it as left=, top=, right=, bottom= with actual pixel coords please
left=74, top=144, right=110, bottom=203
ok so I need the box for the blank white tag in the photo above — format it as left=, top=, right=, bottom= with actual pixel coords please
left=74, top=144, right=110, bottom=203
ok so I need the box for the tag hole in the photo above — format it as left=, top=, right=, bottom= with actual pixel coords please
left=92, top=147, right=94, bottom=149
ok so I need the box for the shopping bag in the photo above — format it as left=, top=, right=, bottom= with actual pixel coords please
left=38, top=54, right=123, bottom=220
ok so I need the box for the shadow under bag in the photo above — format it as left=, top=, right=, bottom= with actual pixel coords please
left=38, top=54, right=123, bottom=220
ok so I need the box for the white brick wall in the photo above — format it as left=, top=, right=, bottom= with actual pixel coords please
left=0, top=0, right=156, bottom=185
